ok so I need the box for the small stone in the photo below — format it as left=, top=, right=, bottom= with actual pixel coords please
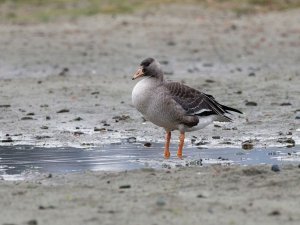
left=144, top=142, right=152, bottom=147
left=248, top=72, right=256, bottom=76
left=59, top=67, right=69, bottom=76
left=277, top=137, right=295, bottom=147
left=91, top=91, right=100, bottom=95
left=74, top=131, right=84, bottom=136
left=35, top=135, right=51, bottom=140
left=119, top=185, right=131, bottom=189
left=127, top=137, right=136, bottom=143
left=27, top=220, right=38, bottom=225
left=268, top=210, right=281, bottom=216
left=156, top=198, right=166, bottom=206
left=1, top=137, right=13, bottom=143
left=242, top=141, right=254, bottom=150
left=271, top=164, right=280, bottom=172
left=94, top=127, right=106, bottom=132
left=280, top=102, right=292, bottom=106
left=167, top=41, right=176, bottom=46
left=245, top=101, right=257, bottom=106
left=46, top=116, right=51, bottom=120
left=205, top=79, right=215, bottom=83
left=0, top=104, right=11, bottom=108
left=40, top=104, right=48, bottom=108
left=40, top=126, right=48, bottom=129
left=73, top=117, right=83, bottom=121
left=57, top=109, right=70, bottom=113
left=21, top=116, right=33, bottom=120
left=203, top=63, right=213, bottom=67
left=212, top=136, right=221, bottom=139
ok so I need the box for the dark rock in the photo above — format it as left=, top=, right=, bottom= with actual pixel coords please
left=203, top=63, right=213, bottom=67
left=211, top=136, right=221, bottom=139
left=40, top=104, right=49, bottom=108
left=37, top=80, right=42, bottom=84
left=59, top=67, right=69, bottom=76
left=156, top=198, right=166, bottom=206
left=40, top=126, right=48, bottom=129
left=35, top=135, right=51, bottom=140
left=245, top=101, right=257, bottom=106
left=27, top=220, right=38, bottom=225
left=1, top=137, right=13, bottom=143
left=57, top=109, right=70, bottom=113
left=271, top=164, right=280, bottom=172
left=127, top=137, right=136, bottom=143
left=94, top=127, right=106, bottom=132
left=268, top=210, right=281, bottom=216
left=73, top=131, right=84, bottom=136
left=217, top=156, right=228, bottom=161
left=0, top=104, right=11, bottom=108
left=73, top=117, right=83, bottom=121
left=205, top=79, right=215, bottom=83
left=112, top=115, right=130, bottom=122
left=167, top=41, right=176, bottom=46
left=144, top=142, right=152, bottom=147
left=46, top=116, right=51, bottom=120
left=277, top=137, right=295, bottom=147
left=38, top=205, right=55, bottom=210
left=103, top=123, right=110, bottom=126
left=21, top=116, right=33, bottom=120
left=280, top=102, right=292, bottom=106
left=242, top=140, right=254, bottom=150
left=91, top=91, right=100, bottom=95
left=119, top=185, right=131, bottom=189
left=235, top=90, right=242, bottom=94
left=26, top=112, right=35, bottom=116
left=248, top=72, right=256, bottom=76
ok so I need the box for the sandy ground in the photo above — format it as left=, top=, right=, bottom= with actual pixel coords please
left=1, top=165, right=300, bottom=225
left=0, top=3, right=300, bottom=225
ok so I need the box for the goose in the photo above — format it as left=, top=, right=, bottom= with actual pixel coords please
left=131, top=58, right=242, bottom=158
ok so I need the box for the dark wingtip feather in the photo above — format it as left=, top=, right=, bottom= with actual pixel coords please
left=221, top=105, right=243, bottom=114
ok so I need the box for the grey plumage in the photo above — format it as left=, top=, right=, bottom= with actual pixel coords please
left=132, top=58, right=242, bottom=133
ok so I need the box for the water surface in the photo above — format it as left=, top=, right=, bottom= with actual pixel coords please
left=0, top=143, right=299, bottom=180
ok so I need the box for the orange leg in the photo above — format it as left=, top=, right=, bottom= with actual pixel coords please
left=177, top=132, right=185, bottom=159
left=164, top=131, right=171, bottom=159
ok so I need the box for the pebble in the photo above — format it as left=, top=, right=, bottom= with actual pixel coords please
left=1, top=137, right=13, bottom=143
left=57, top=109, right=70, bottom=113
left=245, top=101, right=257, bottom=106
left=91, top=91, right=100, bottom=95
left=271, top=164, right=280, bottom=172
left=40, top=126, right=48, bottom=129
left=27, top=220, right=38, bottom=225
left=280, top=102, right=292, bottom=106
left=268, top=210, right=281, bottom=216
left=248, top=72, right=256, bottom=76
left=94, top=127, right=106, bottom=132
left=119, top=185, right=131, bottom=189
left=242, top=141, right=254, bottom=150
left=212, top=136, right=221, bottom=139
left=73, top=117, right=83, bottom=121
left=127, top=137, right=136, bottom=143
left=21, top=116, right=33, bottom=120
left=156, top=198, right=166, bottom=207
left=144, top=142, right=152, bottom=147
left=46, top=116, right=51, bottom=120
left=277, top=137, right=295, bottom=147
left=0, top=104, right=11, bottom=108
left=58, top=67, right=69, bottom=76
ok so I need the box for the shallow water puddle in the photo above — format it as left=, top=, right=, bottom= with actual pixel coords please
left=0, top=143, right=299, bottom=180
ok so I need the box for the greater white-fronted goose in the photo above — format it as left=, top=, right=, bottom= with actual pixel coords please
left=132, top=58, right=242, bottom=159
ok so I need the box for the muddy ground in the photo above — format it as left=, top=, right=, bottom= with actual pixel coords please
left=0, top=3, right=300, bottom=225
left=0, top=4, right=299, bottom=148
